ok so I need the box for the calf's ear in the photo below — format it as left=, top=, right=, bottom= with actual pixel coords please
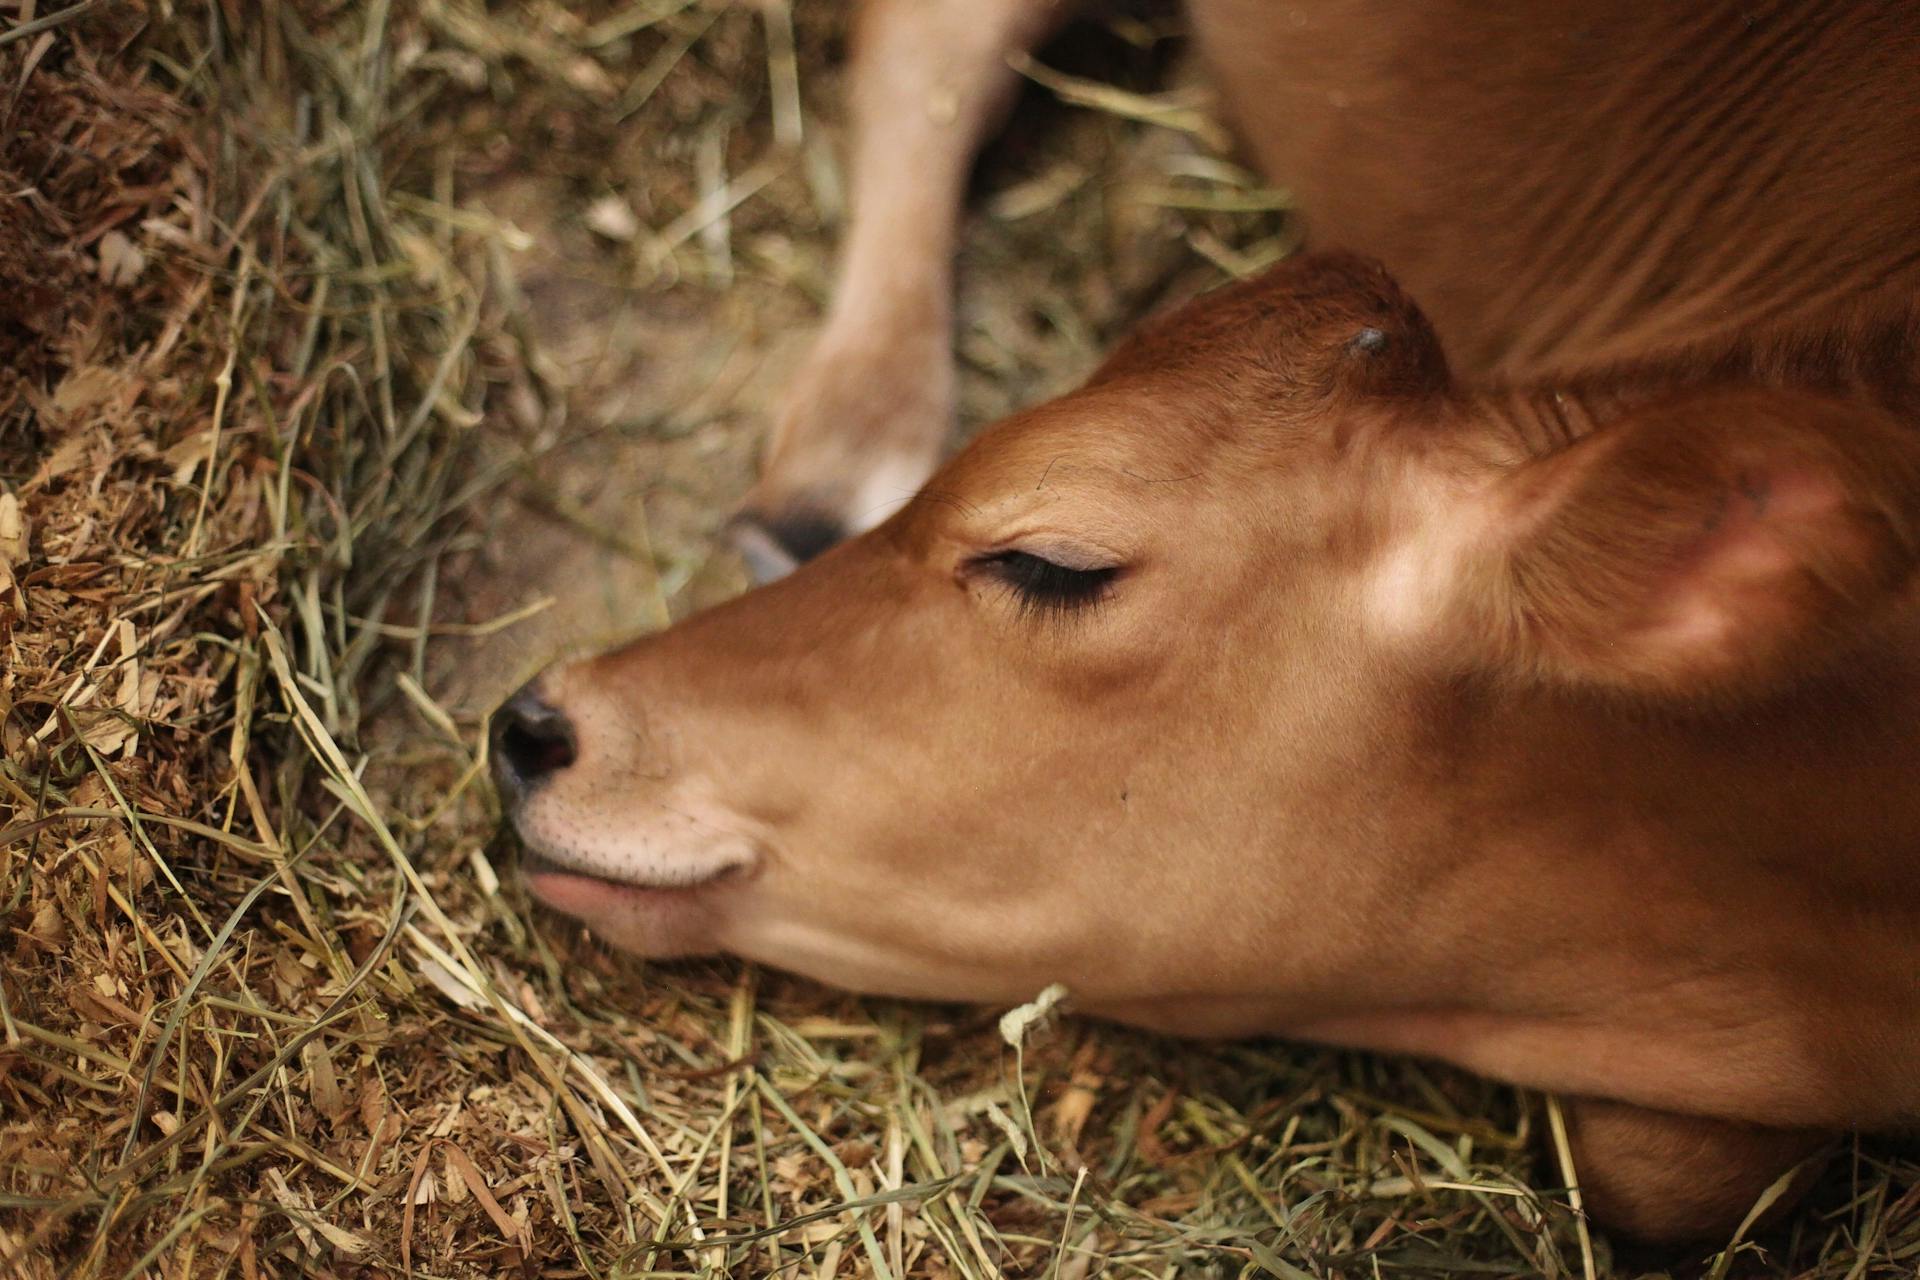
left=1465, top=390, right=1920, bottom=697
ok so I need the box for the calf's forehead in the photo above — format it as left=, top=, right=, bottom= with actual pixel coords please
left=923, top=384, right=1307, bottom=521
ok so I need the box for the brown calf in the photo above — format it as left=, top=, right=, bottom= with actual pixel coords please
left=492, top=0, right=1920, bottom=1241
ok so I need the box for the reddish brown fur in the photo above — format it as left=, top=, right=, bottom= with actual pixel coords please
left=496, top=1, right=1920, bottom=1244
left=1191, top=0, right=1920, bottom=381
left=1482, top=390, right=1920, bottom=695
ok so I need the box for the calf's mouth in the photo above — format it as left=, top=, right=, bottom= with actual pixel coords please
left=516, top=846, right=747, bottom=907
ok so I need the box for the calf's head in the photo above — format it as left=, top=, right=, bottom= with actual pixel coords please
left=492, top=253, right=1920, bottom=1030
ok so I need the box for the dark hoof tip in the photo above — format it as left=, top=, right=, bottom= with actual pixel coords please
left=728, top=509, right=845, bottom=584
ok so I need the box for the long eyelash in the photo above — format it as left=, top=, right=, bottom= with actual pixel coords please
left=977, top=550, right=1120, bottom=615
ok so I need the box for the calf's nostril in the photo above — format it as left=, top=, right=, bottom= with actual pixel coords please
left=501, top=717, right=575, bottom=775
left=490, top=688, right=577, bottom=793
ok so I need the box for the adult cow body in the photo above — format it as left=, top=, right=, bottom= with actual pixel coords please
left=491, top=0, right=1920, bottom=1242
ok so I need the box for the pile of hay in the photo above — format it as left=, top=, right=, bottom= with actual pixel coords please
left=1, top=2, right=1912, bottom=1276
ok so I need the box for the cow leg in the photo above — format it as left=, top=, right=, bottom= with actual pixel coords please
left=731, top=0, right=1082, bottom=581
left=1560, top=1097, right=1833, bottom=1243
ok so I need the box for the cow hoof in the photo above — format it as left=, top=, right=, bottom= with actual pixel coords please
left=727, top=509, right=845, bottom=584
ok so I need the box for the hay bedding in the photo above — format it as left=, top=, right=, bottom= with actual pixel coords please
left=0, top=1, right=1913, bottom=1276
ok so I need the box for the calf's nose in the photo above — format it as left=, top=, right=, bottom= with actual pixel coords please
left=489, top=684, right=577, bottom=798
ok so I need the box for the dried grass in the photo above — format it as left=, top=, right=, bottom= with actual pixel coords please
left=0, top=2, right=1914, bottom=1277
